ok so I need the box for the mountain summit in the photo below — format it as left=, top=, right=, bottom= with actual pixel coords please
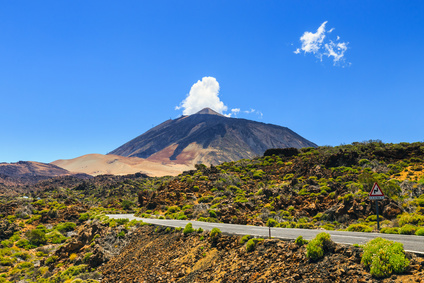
left=108, top=108, right=317, bottom=165
left=194, top=107, right=225, bottom=116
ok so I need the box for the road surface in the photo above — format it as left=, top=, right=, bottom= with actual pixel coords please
left=107, top=214, right=424, bottom=255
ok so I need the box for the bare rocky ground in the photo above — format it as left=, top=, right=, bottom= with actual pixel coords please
left=100, top=225, right=424, bottom=283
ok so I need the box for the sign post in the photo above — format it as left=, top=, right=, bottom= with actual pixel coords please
left=369, top=182, right=385, bottom=230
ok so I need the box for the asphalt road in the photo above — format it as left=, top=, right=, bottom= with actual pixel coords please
left=107, top=214, right=424, bottom=255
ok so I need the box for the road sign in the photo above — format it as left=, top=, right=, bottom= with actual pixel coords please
left=369, top=182, right=385, bottom=200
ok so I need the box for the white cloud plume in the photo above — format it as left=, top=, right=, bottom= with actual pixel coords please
left=175, top=77, right=263, bottom=119
left=294, top=21, right=349, bottom=65
left=175, top=76, right=228, bottom=115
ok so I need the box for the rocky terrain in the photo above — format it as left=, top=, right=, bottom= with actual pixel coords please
left=100, top=225, right=424, bottom=282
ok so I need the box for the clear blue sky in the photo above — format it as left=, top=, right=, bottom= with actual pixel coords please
left=1, top=1, right=423, bottom=163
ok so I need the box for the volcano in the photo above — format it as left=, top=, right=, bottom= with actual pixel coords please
left=108, top=108, right=317, bottom=166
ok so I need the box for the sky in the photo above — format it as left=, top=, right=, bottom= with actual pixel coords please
left=1, top=1, right=424, bottom=163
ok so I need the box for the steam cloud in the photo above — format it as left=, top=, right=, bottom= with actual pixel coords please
left=175, top=76, right=227, bottom=115
left=176, top=77, right=262, bottom=119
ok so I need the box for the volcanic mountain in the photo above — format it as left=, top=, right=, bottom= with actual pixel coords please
left=108, top=108, right=317, bottom=166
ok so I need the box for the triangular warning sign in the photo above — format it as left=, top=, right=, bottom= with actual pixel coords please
left=369, top=182, right=384, bottom=197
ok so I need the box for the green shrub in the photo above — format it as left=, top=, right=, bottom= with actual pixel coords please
left=298, top=188, right=309, bottom=196
left=210, top=228, right=221, bottom=239
left=399, top=224, right=417, bottom=235
left=306, top=238, right=323, bottom=260
left=346, top=224, right=373, bottom=232
left=198, top=195, right=214, bottom=203
left=0, top=256, right=16, bottom=266
left=198, top=217, right=219, bottom=223
left=240, top=235, right=251, bottom=244
left=245, top=238, right=264, bottom=252
left=26, top=229, right=47, bottom=246
left=296, top=222, right=315, bottom=229
left=36, top=251, right=47, bottom=257
left=116, top=218, right=129, bottom=225
left=380, top=227, right=399, bottom=234
left=415, top=228, right=424, bottom=236
left=61, top=264, right=88, bottom=277
left=246, top=239, right=256, bottom=252
left=17, top=261, right=33, bottom=269
left=83, top=252, right=93, bottom=263
left=0, top=240, right=12, bottom=248
left=12, top=251, right=30, bottom=260
left=25, top=215, right=41, bottom=224
left=366, top=215, right=379, bottom=222
left=78, top=213, right=89, bottom=222
left=208, top=210, right=217, bottom=218
left=283, top=174, right=294, bottom=180
left=36, top=224, right=48, bottom=233
left=306, top=232, right=333, bottom=261
left=252, top=170, right=264, bottom=179
left=55, top=222, right=76, bottom=233
left=45, top=255, right=58, bottom=264
left=121, top=200, right=133, bottom=210
left=295, top=236, right=308, bottom=246
left=322, top=223, right=335, bottom=230
left=361, top=237, right=409, bottom=278
left=398, top=213, right=424, bottom=226
left=167, top=206, right=180, bottom=213
left=108, top=219, right=117, bottom=228
left=6, top=215, right=16, bottom=222
left=177, top=214, right=188, bottom=220
left=16, top=239, right=33, bottom=249
left=183, top=223, right=195, bottom=235
left=46, top=230, right=67, bottom=244
left=266, top=218, right=278, bottom=227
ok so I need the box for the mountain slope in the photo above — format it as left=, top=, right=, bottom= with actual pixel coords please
left=109, top=108, right=317, bottom=166
left=0, top=161, right=82, bottom=188
left=52, top=154, right=191, bottom=177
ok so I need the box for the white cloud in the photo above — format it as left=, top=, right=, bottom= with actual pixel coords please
left=175, top=76, right=228, bottom=115
left=231, top=108, right=240, bottom=116
left=175, top=77, right=263, bottom=119
left=324, top=41, right=348, bottom=63
left=294, top=21, right=349, bottom=66
left=297, top=21, right=327, bottom=56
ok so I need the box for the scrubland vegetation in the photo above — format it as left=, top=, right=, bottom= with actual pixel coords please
left=0, top=141, right=423, bottom=281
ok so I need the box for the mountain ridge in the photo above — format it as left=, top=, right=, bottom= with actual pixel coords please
left=0, top=160, right=89, bottom=189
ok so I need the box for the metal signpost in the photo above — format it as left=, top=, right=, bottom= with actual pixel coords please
left=369, top=182, right=385, bottom=230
